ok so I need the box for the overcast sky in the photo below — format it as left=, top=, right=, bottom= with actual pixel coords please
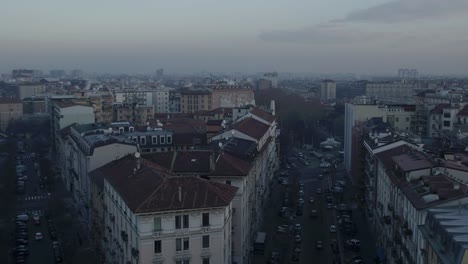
left=1, top=0, right=468, bottom=75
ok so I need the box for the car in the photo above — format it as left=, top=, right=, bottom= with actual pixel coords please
left=35, top=232, right=43, bottom=240
left=16, top=214, right=29, bottom=222
left=318, top=174, right=323, bottom=179
left=330, top=225, right=337, bottom=233
left=316, top=188, right=322, bottom=194
left=315, top=240, right=323, bottom=250
left=298, top=190, right=304, bottom=195
left=327, top=203, right=333, bottom=209
left=309, top=197, right=314, bottom=203
left=294, top=247, right=301, bottom=253
left=298, top=198, right=304, bottom=204
left=310, top=210, right=318, bottom=218
left=295, top=235, right=302, bottom=243
left=299, top=183, right=304, bottom=188
left=16, top=239, right=28, bottom=246
left=281, top=180, right=288, bottom=185
left=33, top=213, right=40, bottom=225
left=294, top=224, right=302, bottom=231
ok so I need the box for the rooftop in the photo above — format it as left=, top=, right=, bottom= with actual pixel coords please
left=250, top=107, right=275, bottom=123
left=91, top=155, right=237, bottom=214
left=392, top=152, right=433, bottom=172
left=232, top=117, right=270, bottom=140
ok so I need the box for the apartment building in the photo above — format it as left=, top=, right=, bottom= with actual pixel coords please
left=59, top=123, right=137, bottom=235
left=115, top=90, right=154, bottom=107
left=92, top=155, right=237, bottom=264
left=50, top=100, right=95, bottom=153
left=210, top=85, right=255, bottom=108
left=419, top=206, right=468, bottom=264
left=428, top=103, right=466, bottom=138
left=153, top=87, right=174, bottom=113
left=17, top=83, right=46, bottom=99
left=0, top=97, right=23, bottom=131
left=371, top=145, right=468, bottom=264
left=366, top=81, right=416, bottom=104
left=320, top=80, right=336, bottom=101
left=180, top=89, right=212, bottom=114
left=113, top=103, right=154, bottom=126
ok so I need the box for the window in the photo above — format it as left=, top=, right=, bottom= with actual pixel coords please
left=444, top=121, right=451, bottom=127
left=154, top=240, right=162, bottom=254
left=202, top=235, right=210, bottom=248
left=153, top=217, right=161, bottom=231
left=202, top=257, right=210, bottom=264
left=176, top=238, right=182, bottom=251
left=152, top=136, right=158, bottom=144
left=140, top=137, right=146, bottom=145
left=132, top=136, right=138, bottom=143
left=175, top=215, right=181, bottom=229
left=225, top=180, right=231, bottom=185
left=176, top=215, right=189, bottom=229
left=167, top=135, right=172, bottom=144
left=444, top=113, right=451, bottom=118
left=160, top=135, right=166, bottom=144
left=183, top=215, right=189, bottom=228
left=405, top=117, right=409, bottom=122
left=129, top=126, right=134, bottom=132
left=395, top=117, right=399, bottom=122
left=202, top=213, right=210, bottom=227
left=176, top=260, right=190, bottom=264
left=183, top=237, right=189, bottom=250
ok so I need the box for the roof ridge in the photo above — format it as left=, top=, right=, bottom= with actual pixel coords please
left=135, top=166, right=166, bottom=212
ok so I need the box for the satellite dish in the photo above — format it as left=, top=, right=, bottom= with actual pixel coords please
left=218, top=142, right=223, bottom=148
left=134, top=152, right=141, bottom=158
left=108, top=128, right=113, bottom=133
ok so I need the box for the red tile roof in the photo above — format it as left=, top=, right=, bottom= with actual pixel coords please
left=430, top=104, right=450, bottom=114
left=144, top=151, right=213, bottom=173
left=0, top=97, right=22, bottom=104
left=90, top=155, right=237, bottom=213
left=211, top=152, right=252, bottom=176
left=232, top=117, right=270, bottom=141
left=457, top=105, right=468, bottom=116
left=392, top=152, right=433, bottom=172
left=250, top=107, right=275, bottom=123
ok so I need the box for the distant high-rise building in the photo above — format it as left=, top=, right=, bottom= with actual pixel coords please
left=70, top=69, right=84, bottom=78
left=263, top=72, right=278, bottom=88
left=398, top=68, right=419, bottom=79
left=156, top=68, right=164, bottom=78
left=320, top=79, right=336, bottom=101
left=50, top=70, right=66, bottom=78
left=12, top=69, right=34, bottom=82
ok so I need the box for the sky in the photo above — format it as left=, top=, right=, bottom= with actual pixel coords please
left=1, top=0, right=468, bottom=75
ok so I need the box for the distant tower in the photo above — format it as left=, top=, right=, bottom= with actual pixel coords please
left=156, top=68, right=164, bottom=78
left=270, top=100, right=276, bottom=116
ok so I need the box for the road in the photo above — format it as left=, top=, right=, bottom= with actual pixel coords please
left=13, top=146, right=56, bottom=264
left=254, top=149, right=376, bottom=264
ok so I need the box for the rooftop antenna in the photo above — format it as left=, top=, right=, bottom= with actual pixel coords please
left=135, top=152, right=141, bottom=170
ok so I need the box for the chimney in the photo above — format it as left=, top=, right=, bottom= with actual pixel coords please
left=178, top=186, right=182, bottom=202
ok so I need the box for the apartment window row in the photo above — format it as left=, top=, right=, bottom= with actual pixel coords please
left=153, top=213, right=210, bottom=232
left=131, top=135, right=173, bottom=145
left=153, top=235, right=210, bottom=254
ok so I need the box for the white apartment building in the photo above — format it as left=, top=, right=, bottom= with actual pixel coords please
left=115, top=90, right=154, bottom=107
left=60, top=123, right=137, bottom=234
left=372, top=145, right=468, bottom=264
left=153, top=87, right=174, bottom=113
left=320, top=80, right=336, bottom=101
left=96, top=155, right=237, bottom=264
left=208, top=151, right=255, bottom=264
left=344, top=102, right=388, bottom=173
left=366, top=82, right=416, bottom=104
left=428, top=103, right=466, bottom=138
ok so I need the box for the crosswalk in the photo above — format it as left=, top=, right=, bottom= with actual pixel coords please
left=19, top=209, right=43, bottom=216
left=20, top=194, right=50, bottom=201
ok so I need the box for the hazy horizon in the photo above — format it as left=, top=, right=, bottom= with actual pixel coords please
left=2, top=0, right=468, bottom=75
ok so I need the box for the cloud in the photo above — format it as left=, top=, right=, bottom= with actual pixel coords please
left=343, top=0, right=468, bottom=23
left=259, top=24, right=395, bottom=44
left=259, top=0, right=468, bottom=44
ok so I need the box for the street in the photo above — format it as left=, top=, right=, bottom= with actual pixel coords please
left=254, top=149, right=376, bottom=264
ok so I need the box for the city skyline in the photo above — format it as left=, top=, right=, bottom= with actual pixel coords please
left=1, top=0, right=468, bottom=75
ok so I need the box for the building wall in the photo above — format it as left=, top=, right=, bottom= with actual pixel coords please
left=58, top=106, right=95, bottom=130
left=366, top=82, right=415, bottom=103
left=0, top=101, right=23, bottom=131
left=344, top=103, right=388, bottom=172
left=114, top=105, right=154, bottom=126
left=211, top=89, right=255, bottom=108
left=103, top=180, right=233, bottom=264
left=180, top=93, right=212, bottom=114
left=153, top=87, right=174, bottom=113
left=320, top=82, right=336, bottom=101
left=18, top=84, right=45, bottom=100
left=115, top=91, right=153, bottom=107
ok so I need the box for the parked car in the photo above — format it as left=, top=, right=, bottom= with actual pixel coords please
left=35, top=232, right=43, bottom=241
left=310, top=210, right=318, bottom=218
left=329, top=225, right=337, bottom=233
left=315, top=240, right=323, bottom=250
left=33, top=213, right=40, bottom=225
